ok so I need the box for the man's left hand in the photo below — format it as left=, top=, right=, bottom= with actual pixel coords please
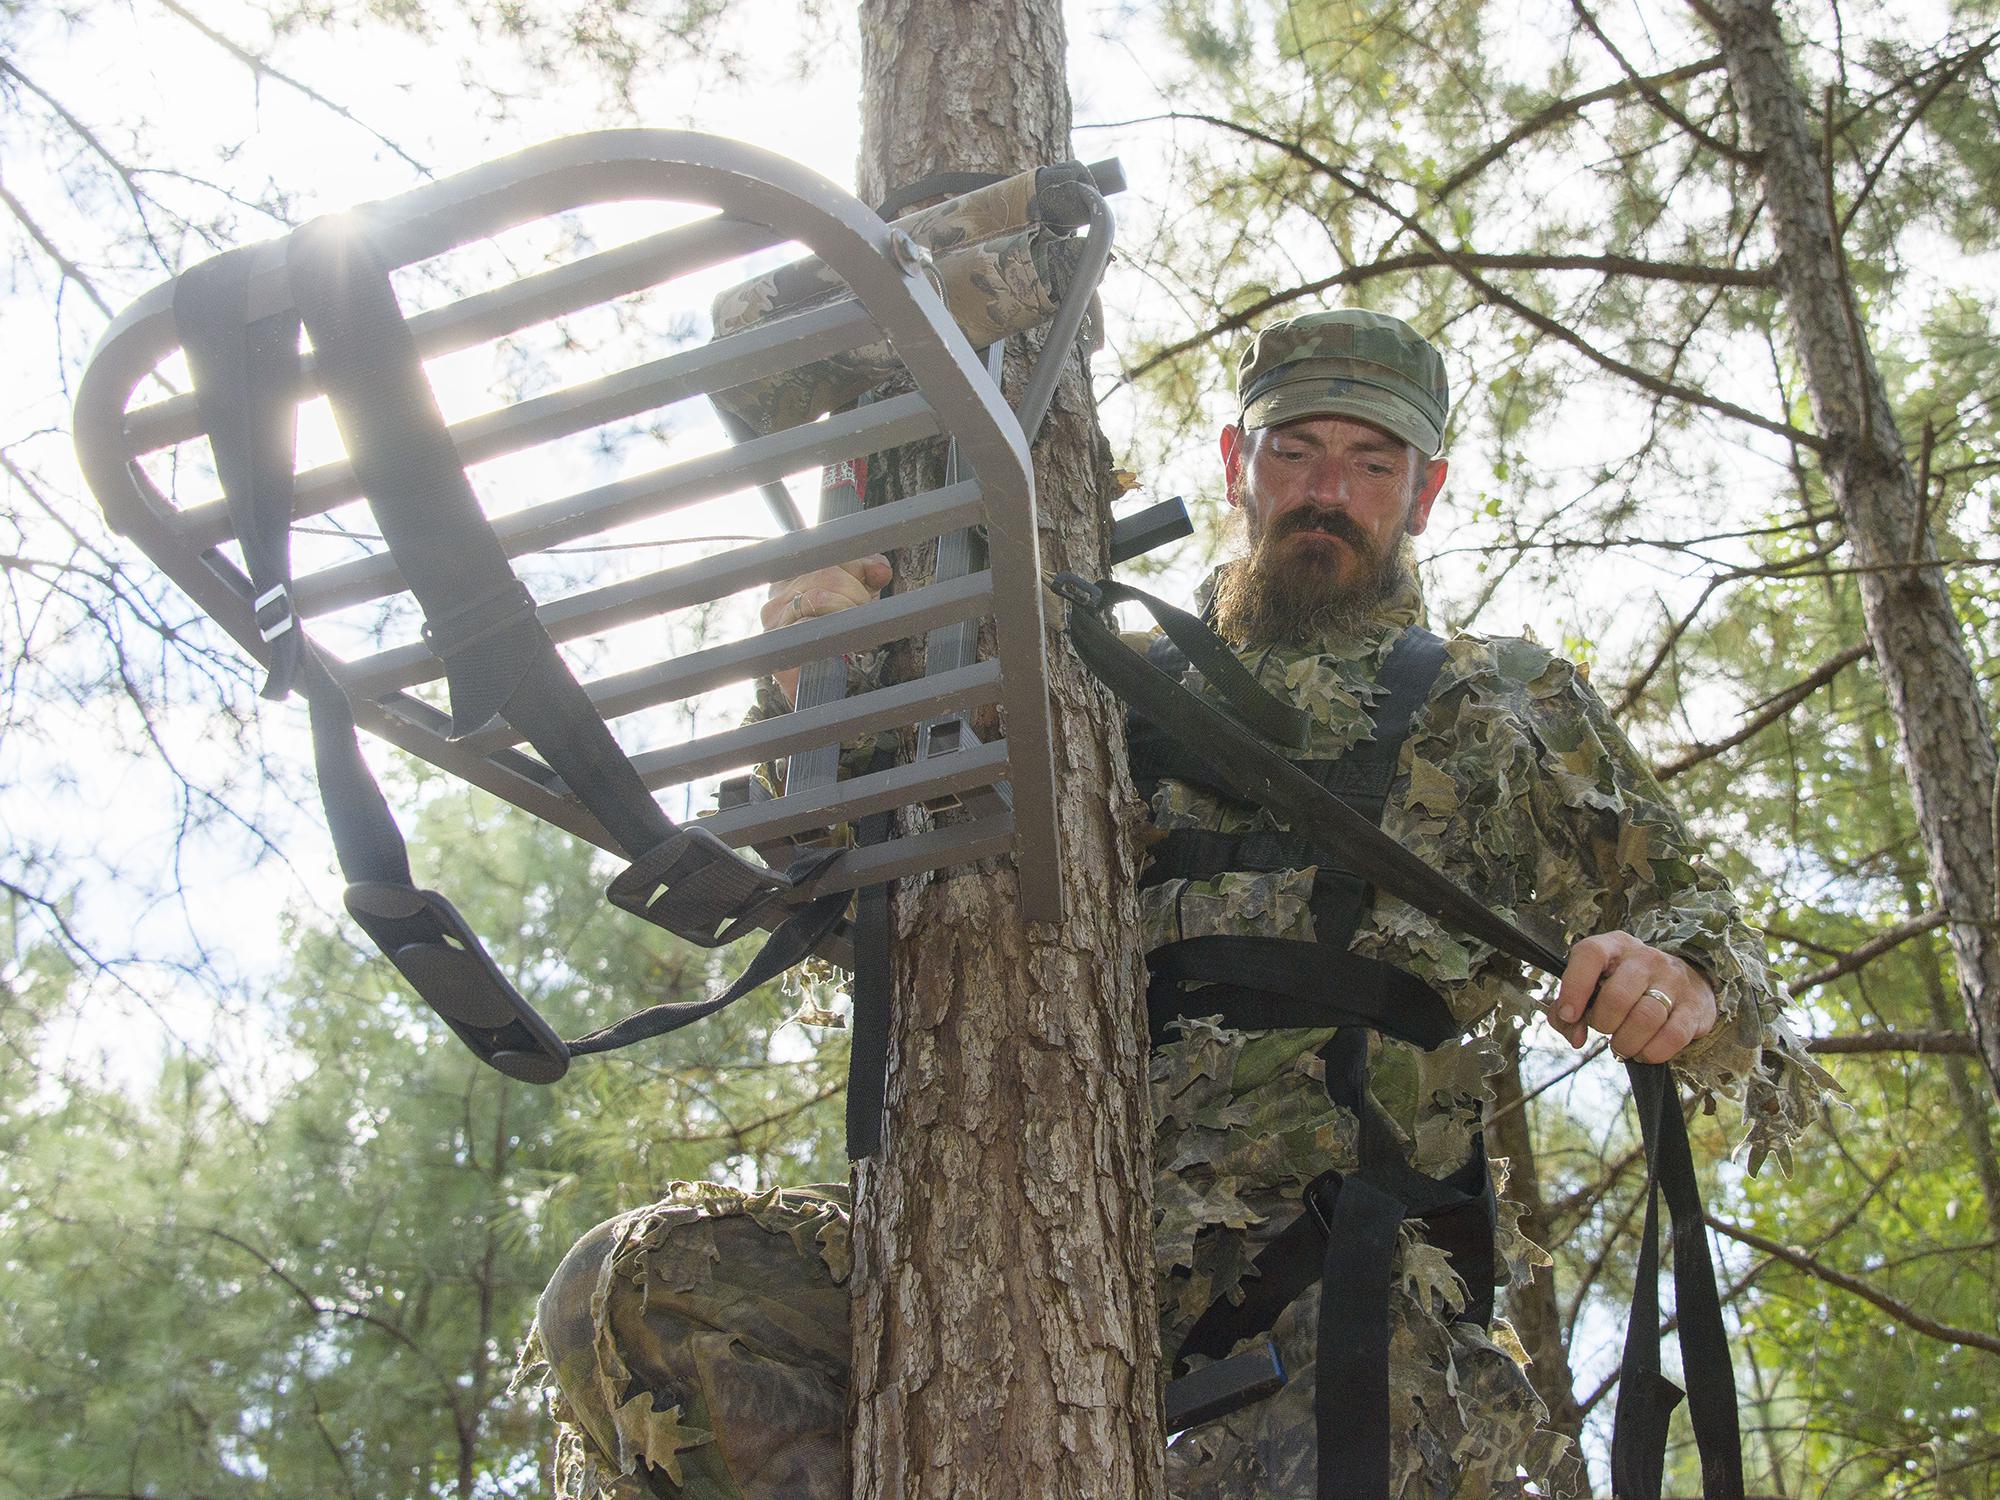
left=1552, top=931, right=1717, bottom=1063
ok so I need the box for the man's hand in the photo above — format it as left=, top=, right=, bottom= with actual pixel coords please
left=1551, top=931, right=1717, bottom=1063
left=760, top=554, right=892, bottom=706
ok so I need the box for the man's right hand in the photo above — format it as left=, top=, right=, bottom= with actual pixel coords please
left=761, top=554, right=892, bottom=705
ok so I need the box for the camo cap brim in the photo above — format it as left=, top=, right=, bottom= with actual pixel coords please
left=1240, top=366, right=1444, bottom=457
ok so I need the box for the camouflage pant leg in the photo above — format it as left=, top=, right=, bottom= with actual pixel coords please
left=1164, top=1214, right=1561, bottom=1500
left=527, top=1182, right=853, bottom=1500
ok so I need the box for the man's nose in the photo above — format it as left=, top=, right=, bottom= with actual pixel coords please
left=1300, top=454, right=1348, bottom=507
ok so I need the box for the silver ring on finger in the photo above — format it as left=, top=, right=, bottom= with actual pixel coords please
left=785, top=593, right=807, bottom=623
left=1642, top=986, right=1675, bottom=1013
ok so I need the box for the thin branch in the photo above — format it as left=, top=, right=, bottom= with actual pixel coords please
left=1568, top=0, right=1757, bottom=162
left=1430, top=56, right=1728, bottom=200
left=0, top=176, right=114, bottom=315
left=1707, top=1215, right=2000, bottom=1355
left=1790, top=908, right=1949, bottom=991
left=1133, top=112, right=1826, bottom=451
left=1117, top=250, right=1772, bottom=388
left=1807, top=1029, right=1977, bottom=1056
left=0, top=59, right=173, bottom=265
left=153, top=0, right=430, bottom=175
left=1653, top=641, right=1872, bottom=780
left=1839, top=36, right=1997, bottom=237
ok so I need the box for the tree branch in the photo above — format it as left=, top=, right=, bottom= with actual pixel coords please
left=1116, top=249, right=1772, bottom=389
left=1653, top=641, right=1872, bottom=779
left=1788, top=907, right=1949, bottom=991
left=1154, top=113, right=1826, bottom=451
left=1806, top=1028, right=1975, bottom=1056
left=0, top=176, right=113, bottom=316
left=1568, top=0, right=1758, bottom=163
left=1707, top=1214, right=2000, bottom=1355
left=153, top=0, right=429, bottom=175
left=1430, top=56, right=1729, bottom=200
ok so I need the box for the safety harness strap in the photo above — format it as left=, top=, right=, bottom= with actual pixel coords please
left=1053, top=572, right=1744, bottom=1500
left=286, top=220, right=675, bottom=859
left=1147, top=934, right=1458, bottom=1051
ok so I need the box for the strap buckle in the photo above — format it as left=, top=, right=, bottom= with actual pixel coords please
left=1303, top=1170, right=1342, bottom=1237
left=1046, top=570, right=1103, bottom=610
left=254, top=584, right=295, bottom=642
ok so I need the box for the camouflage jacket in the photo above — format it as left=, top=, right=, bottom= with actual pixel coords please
left=1142, top=566, right=1829, bottom=1350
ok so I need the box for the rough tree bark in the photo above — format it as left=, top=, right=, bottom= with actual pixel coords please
left=1489, top=1042, right=1586, bottom=1476
left=1708, top=0, right=2000, bottom=1101
left=847, top=3, right=1166, bottom=1497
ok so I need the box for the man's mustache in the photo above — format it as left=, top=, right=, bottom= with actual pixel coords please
left=1269, top=507, right=1372, bottom=551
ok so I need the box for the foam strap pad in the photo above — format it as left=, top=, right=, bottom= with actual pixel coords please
left=346, top=881, right=570, bottom=1083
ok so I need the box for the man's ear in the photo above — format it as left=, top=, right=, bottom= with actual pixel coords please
left=1219, top=423, right=1248, bottom=508
left=1407, top=457, right=1448, bottom=535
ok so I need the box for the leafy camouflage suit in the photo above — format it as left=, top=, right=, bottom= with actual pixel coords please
left=521, top=560, right=1826, bottom=1499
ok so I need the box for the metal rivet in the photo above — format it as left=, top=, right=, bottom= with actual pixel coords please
left=888, top=228, right=933, bottom=275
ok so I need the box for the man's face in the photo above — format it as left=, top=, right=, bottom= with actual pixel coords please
left=1211, top=415, right=1448, bottom=644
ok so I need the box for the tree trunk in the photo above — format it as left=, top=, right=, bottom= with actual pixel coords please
left=848, top=4, right=1165, bottom=1499
left=1489, top=1041, right=1587, bottom=1494
left=1710, top=0, right=2000, bottom=1101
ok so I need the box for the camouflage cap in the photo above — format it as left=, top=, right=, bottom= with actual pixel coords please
left=1235, top=309, right=1449, bottom=456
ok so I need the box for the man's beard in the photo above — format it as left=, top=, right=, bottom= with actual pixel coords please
left=1210, top=491, right=1413, bottom=647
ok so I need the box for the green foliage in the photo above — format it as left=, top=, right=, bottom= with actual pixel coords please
left=0, top=788, right=846, bottom=1498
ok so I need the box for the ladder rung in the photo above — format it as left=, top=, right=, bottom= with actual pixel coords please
left=125, top=215, right=784, bottom=457
left=703, top=737, right=1008, bottom=845
left=455, top=570, right=993, bottom=755
left=793, top=812, right=1015, bottom=897
left=620, top=659, right=1002, bottom=790
left=336, top=478, right=986, bottom=697
left=183, top=296, right=884, bottom=553
left=292, top=389, right=938, bottom=615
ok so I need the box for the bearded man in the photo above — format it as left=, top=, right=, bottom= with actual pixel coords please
left=526, top=309, right=1824, bottom=1499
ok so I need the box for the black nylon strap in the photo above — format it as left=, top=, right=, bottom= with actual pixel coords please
left=1147, top=935, right=1458, bottom=1052
left=174, top=248, right=306, bottom=701
left=845, top=788, right=897, bottom=1160
left=1316, top=1173, right=1404, bottom=1500
left=1614, top=1061, right=1746, bottom=1500
left=1090, top=578, right=1311, bottom=751
left=169, top=217, right=863, bottom=1083
left=287, top=217, right=673, bottom=863
left=1056, top=573, right=1565, bottom=977
left=566, top=846, right=849, bottom=1057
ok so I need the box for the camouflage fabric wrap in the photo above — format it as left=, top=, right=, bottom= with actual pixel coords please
left=709, top=227, right=1080, bottom=435
left=709, top=159, right=1097, bottom=343
left=521, top=1182, right=853, bottom=1500
left=1165, top=1201, right=1569, bottom=1499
